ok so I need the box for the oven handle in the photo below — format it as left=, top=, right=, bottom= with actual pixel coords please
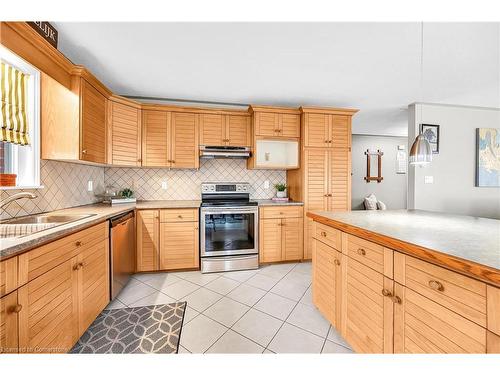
left=201, top=207, right=258, bottom=215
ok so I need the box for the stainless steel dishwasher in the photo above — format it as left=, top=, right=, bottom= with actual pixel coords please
left=110, top=211, right=135, bottom=300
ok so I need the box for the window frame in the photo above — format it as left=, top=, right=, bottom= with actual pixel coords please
left=0, top=45, right=41, bottom=189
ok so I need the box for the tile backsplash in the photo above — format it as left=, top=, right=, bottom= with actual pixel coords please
left=1, top=160, right=104, bottom=219
left=105, top=159, right=286, bottom=200
left=1, top=158, right=286, bottom=219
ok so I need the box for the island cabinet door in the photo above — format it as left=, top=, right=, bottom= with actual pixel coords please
left=394, top=283, right=487, bottom=353
left=312, top=240, right=341, bottom=327
left=136, top=210, right=160, bottom=272
left=341, top=255, right=394, bottom=353
left=159, top=222, right=199, bottom=271
left=18, top=258, right=79, bottom=353
left=1, top=291, right=19, bottom=353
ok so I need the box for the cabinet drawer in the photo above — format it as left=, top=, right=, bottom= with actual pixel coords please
left=346, top=234, right=386, bottom=274
left=394, top=253, right=487, bottom=328
left=0, top=257, right=18, bottom=298
left=314, top=222, right=341, bottom=251
left=160, top=208, right=198, bottom=223
left=18, top=222, right=108, bottom=285
left=259, top=205, right=303, bottom=219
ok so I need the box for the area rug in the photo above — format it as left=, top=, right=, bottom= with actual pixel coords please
left=71, top=302, right=186, bottom=354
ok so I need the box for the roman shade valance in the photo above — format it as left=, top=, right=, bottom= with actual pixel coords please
left=1, top=61, right=30, bottom=146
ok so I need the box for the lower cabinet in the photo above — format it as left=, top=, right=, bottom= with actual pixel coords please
left=0, top=291, right=19, bottom=353
left=137, top=208, right=200, bottom=272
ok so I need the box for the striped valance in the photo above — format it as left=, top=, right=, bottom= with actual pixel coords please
left=1, top=61, right=30, bottom=146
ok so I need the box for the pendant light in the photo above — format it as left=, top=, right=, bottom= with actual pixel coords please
left=409, top=22, right=432, bottom=166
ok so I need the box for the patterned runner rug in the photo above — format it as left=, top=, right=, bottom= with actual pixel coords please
left=71, top=302, right=186, bottom=354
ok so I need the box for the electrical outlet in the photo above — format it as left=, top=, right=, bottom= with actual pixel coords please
left=87, top=180, right=93, bottom=192
left=161, top=181, right=168, bottom=190
left=424, top=176, right=434, bottom=184
left=264, top=180, right=270, bottom=189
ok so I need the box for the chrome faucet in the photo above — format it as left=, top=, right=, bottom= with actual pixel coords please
left=0, top=192, right=37, bottom=210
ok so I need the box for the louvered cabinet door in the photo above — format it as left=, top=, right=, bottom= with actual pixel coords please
left=18, top=258, right=79, bottom=353
left=280, top=114, right=300, bottom=138
left=77, top=239, right=110, bottom=336
left=80, top=79, right=107, bottom=163
left=200, top=113, right=225, bottom=146
left=136, top=210, right=160, bottom=272
left=259, top=218, right=282, bottom=263
left=313, top=240, right=339, bottom=326
left=227, top=115, right=251, bottom=147
left=142, top=110, right=168, bottom=167
left=328, top=148, right=351, bottom=212
left=304, top=113, right=329, bottom=147
left=159, top=222, right=199, bottom=270
left=304, top=149, right=329, bottom=211
left=0, top=291, right=19, bottom=353
left=303, top=217, right=314, bottom=260
left=394, top=284, right=487, bottom=353
left=255, top=112, right=279, bottom=137
left=170, top=112, right=199, bottom=169
left=343, top=256, right=393, bottom=353
left=330, top=115, right=351, bottom=148
left=109, top=101, right=141, bottom=166
left=282, top=217, right=303, bottom=261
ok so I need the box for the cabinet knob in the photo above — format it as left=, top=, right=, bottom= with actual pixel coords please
left=334, top=259, right=340, bottom=266
left=320, top=231, right=327, bottom=237
left=9, top=304, right=22, bottom=314
left=357, top=248, right=366, bottom=256
left=177, top=215, right=183, bottom=219
left=171, top=160, right=175, bottom=164
left=391, top=295, right=402, bottom=304
left=82, top=149, right=87, bottom=154
left=324, top=140, right=329, bottom=143
left=428, top=280, right=444, bottom=292
left=381, top=289, right=393, bottom=297
left=75, top=241, right=82, bottom=247
left=138, top=158, right=142, bottom=162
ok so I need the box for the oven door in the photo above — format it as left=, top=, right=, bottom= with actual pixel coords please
left=201, top=206, right=259, bottom=257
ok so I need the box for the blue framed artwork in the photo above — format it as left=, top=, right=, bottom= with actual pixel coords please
left=476, top=128, right=500, bottom=187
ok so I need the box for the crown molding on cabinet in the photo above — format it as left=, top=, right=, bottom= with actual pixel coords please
left=300, top=106, right=359, bottom=115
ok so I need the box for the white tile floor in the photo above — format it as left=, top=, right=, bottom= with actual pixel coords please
left=108, top=261, right=354, bottom=354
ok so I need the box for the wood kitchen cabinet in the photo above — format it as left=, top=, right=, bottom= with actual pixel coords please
left=199, top=113, right=251, bottom=147
left=251, top=106, right=300, bottom=138
left=107, top=97, right=142, bottom=166
left=302, top=109, right=352, bottom=148
left=80, top=78, right=107, bottom=163
left=0, top=291, right=19, bottom=353
left=142, top=110, right=199, bottom=169
left=136, top=210, right=160, bottom=272
left=259, top=206, right=304, bottom=263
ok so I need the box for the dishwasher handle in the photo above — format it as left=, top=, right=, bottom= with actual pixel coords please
left=110, top=211, right=134, bottom=227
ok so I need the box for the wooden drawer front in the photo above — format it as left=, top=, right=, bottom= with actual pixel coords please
left=160, top=208, right=198, bottom=223
left=18, top=222, right=108, bottom=285
left=159, top=222, right=199, bottom=270
left=18, top=258, right=79, bottom=353
left=260, top=205, right=303, bottom=219
left=394, top=284, right=486, bottom=353
left=346, top=234, right=385, bottom=274
left=0, top=257, right=18, bottom=297
left=396, top=255, right=487, bottom=327
left=314, top=222, right=341, bottom=251
left=78, top=239, right=110, bottom=335
left=344, top=256, right=390, bottom=353
left=313, top=240, right=340, bottom=326
left=1, top=291, right=19, bottom=353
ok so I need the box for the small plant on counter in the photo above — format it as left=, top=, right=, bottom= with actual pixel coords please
left=274, top=183, right=287, bottom=198
left=120, top=188, right=134, bottom=198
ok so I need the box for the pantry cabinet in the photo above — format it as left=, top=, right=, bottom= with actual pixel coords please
left=199, top=113, right=251, bottom=147
left=258, top=206, right=304, bottom=263
left=303, top=111, right=351, bottom=148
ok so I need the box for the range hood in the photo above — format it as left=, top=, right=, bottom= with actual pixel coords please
left=200, top=146, right=251, bottom=159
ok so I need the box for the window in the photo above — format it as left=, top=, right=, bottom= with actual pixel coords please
left=0, top=45, right=41, bottom=188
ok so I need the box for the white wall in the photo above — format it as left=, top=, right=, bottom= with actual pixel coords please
left=351, top=135, right=408, bottom=210
left=408, top=103, right=500, bottom=219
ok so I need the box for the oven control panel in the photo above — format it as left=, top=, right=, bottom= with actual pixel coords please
left=201, top=183, right=250, bottom=194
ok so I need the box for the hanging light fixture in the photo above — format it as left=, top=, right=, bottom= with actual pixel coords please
left=409, top=22, right=432, bottom=166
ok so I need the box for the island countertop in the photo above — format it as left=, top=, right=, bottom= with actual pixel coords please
left=307, top=209, right=500, bottom=286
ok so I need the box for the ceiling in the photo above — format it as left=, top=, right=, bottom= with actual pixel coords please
left=53, top=22, right=500, bottom=136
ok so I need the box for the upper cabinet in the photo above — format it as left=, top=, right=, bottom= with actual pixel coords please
left=301, top=107, right=357, bottom=148
left=199, top=113, right=250, bottom=147
left=142, top=109, right=199, bottom=169
left=107, top=97, right=142, bottom=167
left=251, top=106, right=300, bottom=139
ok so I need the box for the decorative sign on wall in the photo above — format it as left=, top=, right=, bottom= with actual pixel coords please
left=27, top=22, right=58, bottom=48
left=396, top=145, right=407, bottom=174
left=364, top=149, right=384, bottom=183
left=476, top=128, right=500, bottom=187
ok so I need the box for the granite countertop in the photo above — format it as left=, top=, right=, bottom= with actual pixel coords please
left=253, top=200, right=304, bottom=206
left=307, top=209, right=500, bottom=284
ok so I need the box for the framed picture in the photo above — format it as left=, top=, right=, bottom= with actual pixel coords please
left=420, top=124, right=440, bottom=154
left=476, top=128, right=500, bottom=187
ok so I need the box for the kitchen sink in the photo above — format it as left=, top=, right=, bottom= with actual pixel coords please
left=0, top=214, right=97, bottom=238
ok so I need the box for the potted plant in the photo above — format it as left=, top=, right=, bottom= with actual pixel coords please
left=274, top=183, right=287, bottom=198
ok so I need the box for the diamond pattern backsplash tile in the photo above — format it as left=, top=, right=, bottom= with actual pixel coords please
left=105, top=159, right=286, bottom=201
left=1, top=160, right=104, bottom=219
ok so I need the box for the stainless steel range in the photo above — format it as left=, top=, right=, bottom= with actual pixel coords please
left=200, top=182, right=259, bottom=273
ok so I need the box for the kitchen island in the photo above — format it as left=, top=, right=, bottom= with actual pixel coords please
left=306, top=209, right=500, bottom=354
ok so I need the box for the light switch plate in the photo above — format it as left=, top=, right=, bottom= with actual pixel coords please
left=87, top=180, right=93, bottom=192
left=161, top=181, right=168, bottom=190
left=264, top=180, right=270, bottom=189
left=424, top=176, right=434, bottom=184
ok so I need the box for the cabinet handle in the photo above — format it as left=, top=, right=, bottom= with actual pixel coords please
left=334, top=259, right=340, bottom=266
left=79, top=262, right=85, bottom=268
left=324, top=140, right=329, bottom=143
left=391, top=295, right=402, bottom=304
left=171, top=160, right=175, bottom=164
left=9, top=304, right=22, bottom=314
left=381, top=289, right=393, bottom=297
left=428, top=280, right=444, bottom=292
left=82, top=149, right=87, bottom=154
left=357, top=248, right=366, bottom=256
left=320, top=231, right=327, bottom=237
left=177, top=215, right=183, bottom=219
left=138, top=158, right=142, bottom=162
left=75, top=241, right=82, bottom=247
left=73, top=263, right=80, bottom=271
